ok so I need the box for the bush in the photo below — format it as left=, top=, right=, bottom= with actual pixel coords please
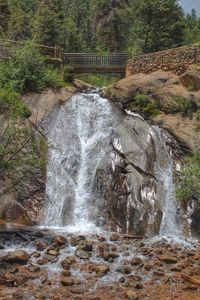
left=0, top=88, right=31, bottom=118
left=171, top=95, right=194, bottom=115
left=0, top=42, right=64, bottom=93
left=176, top=149, right=200, bottom=205
left=128, top=93, right=159, bottom=119
left=63, top=65, right=74, bottom=82
left=44, top=69, right=64, bottom=89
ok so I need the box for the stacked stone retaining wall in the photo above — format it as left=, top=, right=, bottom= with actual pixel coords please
left=126, top=44, right=200, bottom=77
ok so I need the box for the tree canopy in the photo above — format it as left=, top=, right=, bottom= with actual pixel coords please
left=0, top=0, right=199, bottom=54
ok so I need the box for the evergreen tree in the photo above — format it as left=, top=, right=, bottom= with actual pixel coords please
left=129, top=0, right=185, bottom=53
left=184, top=9, right=200, bottom=44
left=33, top=0, right=65, bottom=46
left=92, top=0, right=129, bottom=52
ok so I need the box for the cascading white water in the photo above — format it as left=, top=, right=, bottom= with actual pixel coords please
left=42, top=93, right=115, bottom=229
left=42, top=91, right=182, bottom=236
left=151, top=126, right=181, bottom=236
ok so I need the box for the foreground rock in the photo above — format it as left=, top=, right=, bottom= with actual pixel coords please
left=1, top=250, right=30, bottom=264
left=0, top=231, right=200, bottom=300
left=180, top=64, right=200, bottom=90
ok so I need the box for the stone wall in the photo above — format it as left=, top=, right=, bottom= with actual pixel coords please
left=126, top=44, right=200, bottom=77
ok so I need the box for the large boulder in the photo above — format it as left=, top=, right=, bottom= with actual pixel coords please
left=0, top=199, right=34, bottom=225
left=105, top=70, right=200, bottom=113
left=105, top=70, right=200, bottom=151
left=180, top=64, right=200, bottom=90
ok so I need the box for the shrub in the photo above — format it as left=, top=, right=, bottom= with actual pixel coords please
left=171, top=95, right=194, bottom=115
left=44, top=69, right=64, bottom=89
left=0, top=88, right=31, bottom=118
left=0, top=42, right=64, bottom=93
left=176, top=149, right=200, bottom=205
left=63, top=65, right=74, bottom=82
left=128, top=93, right=159, bottom=119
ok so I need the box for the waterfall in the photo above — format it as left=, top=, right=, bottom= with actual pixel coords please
left=42, top=93, right=115, bottom=229
left=151, top=126, right=181, bottom=236
left=41, top=91, right=182, bottom=236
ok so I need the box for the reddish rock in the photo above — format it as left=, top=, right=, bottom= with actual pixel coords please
left=35, top=240, right=48, bottom=251
left=157, top=255, right=177, bottom=264
left=130, top=257, right=142, bottom=266
left=75, top=249, right=89, bottom=259
left=110, top=234, right=120, bottom=242
left=78, top=240, right=93, bottom=252
left=126, top=290, right=138, bottom=299
left=96, top=265, right=110, bottom=277
left=103, top=251, right=119, bottom=261
left=61, top=256, right=76, bottom=270
left=180, top=64, right=200, bottom=90
left=60, top=277, right=74, bottom=286
left=52, top=235, right=67, bottom=247
left=117, top=265, right=132, bottom=275
left=2, top=250, right=30, bottom=264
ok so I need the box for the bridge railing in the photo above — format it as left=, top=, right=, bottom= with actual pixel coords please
left=63, top=53, right=130, bottom=67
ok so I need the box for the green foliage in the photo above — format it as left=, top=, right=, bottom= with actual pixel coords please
left=0, top=42, right=64, bottom=93
left=171, top=95, right=194, bottom=115
left=0, top=122, right=46, bottom=198
left=0, top=0, right=11, bottom=35
left=0, top=0, right=198, bottom=55
left=187, top=84, right=198, bottom=92
left=128, top=0, right=185, bottom=53
left=77, top=74, right=122, bottom=87
left=176, top=149, right=200, bottom=205
left=128, top=93, right=159, bottom=119
left=92, top=0, right=129, bottom=52
left=63, top=65, right=75, bottom=82
left=0, top=88, right=31, bottom=118
left=43, top=69, right=64, bottom=89
left=184, top=9, right=200, bottom=44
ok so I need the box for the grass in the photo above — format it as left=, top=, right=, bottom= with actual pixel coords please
left=128, top=93, right=160, bottom=119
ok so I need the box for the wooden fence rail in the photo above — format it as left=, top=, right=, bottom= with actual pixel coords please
left=0, top=39, right=59, bottom=59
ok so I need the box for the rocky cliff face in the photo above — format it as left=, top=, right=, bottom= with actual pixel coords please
left=41, top=92, right=183, bottom=236
left=0, top=87, right=76, bottom=225
left=105, top=65, right=200, bottom=236
left=105, top=66, right=200, bottom=151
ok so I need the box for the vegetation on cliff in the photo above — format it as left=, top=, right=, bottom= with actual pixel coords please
left=0, top=42, right=62, bottom=201
left=176, top=149, right=200, bottom=205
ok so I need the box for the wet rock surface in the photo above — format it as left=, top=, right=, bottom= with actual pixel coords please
left=0, top=226, right=200, bottom=299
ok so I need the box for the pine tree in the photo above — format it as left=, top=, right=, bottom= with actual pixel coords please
left=184, top=9, right=200, bottom=44
left=33, top=0, right=65, bottom=46
left=92, top=0, right=129, bottom=52
left=129, top=0, right=185, bottom=53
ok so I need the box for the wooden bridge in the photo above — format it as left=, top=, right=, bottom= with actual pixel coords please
left=0, top=39, right=129, bottom=74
